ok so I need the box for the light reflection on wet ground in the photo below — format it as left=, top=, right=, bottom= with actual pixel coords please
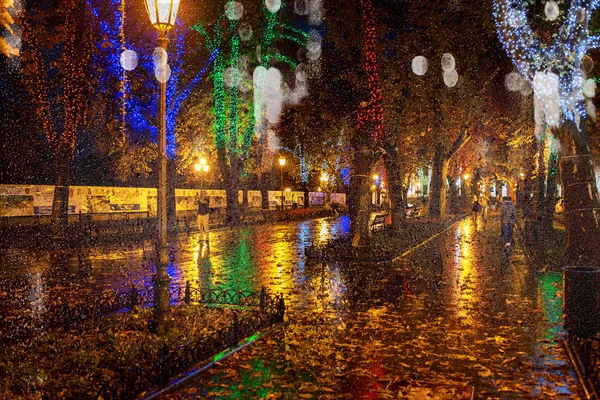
left=166, top=216, right=579, bottom=399
left=0, top=215, right=580, bottom=398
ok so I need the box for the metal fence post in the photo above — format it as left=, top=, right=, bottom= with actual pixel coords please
left=260, top=286, right=266, bottom=313
left=129, top=284, right=138, bottom=308
left=184, top=281, right=191, bottom=304
left=159, top=343, right=170, bottom=386
left=232, top=312, right=239, bottom=346
left=278, top=295, right=285, bottom=321
left=61, top=301, right=70, bottom=328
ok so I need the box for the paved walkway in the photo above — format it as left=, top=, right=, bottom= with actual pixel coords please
left=0, top=216, right=350, bottom=337
left=162, top=216, right=580, bottom=399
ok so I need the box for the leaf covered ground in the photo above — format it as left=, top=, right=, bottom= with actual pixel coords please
left=164, top=217, right=580, bottom=399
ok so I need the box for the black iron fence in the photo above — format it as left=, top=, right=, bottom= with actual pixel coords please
left=1, top=284, right=279, bottom=342
left=95, top=290, right=284, bottom=400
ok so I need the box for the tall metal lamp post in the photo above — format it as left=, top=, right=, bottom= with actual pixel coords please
left=278, top=157, right=286, bottom=211
left=320, top=172, right=329, bottom=204
left=144, top=0, right=180, bottom=331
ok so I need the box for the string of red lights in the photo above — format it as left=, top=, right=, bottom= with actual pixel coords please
left=358, top=0, right=384, bottom=147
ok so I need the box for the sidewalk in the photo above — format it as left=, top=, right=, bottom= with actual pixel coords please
left=163, top=217, right=580, bottom=399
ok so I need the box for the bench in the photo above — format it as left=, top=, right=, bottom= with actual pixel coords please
left=371, top=214, right=388, bottom=231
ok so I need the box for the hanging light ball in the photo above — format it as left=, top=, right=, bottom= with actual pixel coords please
left=225, top=1, right=244, bottom=21
left=295, top=63, right=307, bottom=82
left=238, top=23, right=253, bottom=41
left=441, top=53, right=455, bottom=72
left=265, top=0, right=281, bottom=13
left=587, top=100, right=597, bottom=119
left=582, top=55, right=594, bottom=74
left=155, top=64, right=171, bottom=83
left=443, top=69, right=459, bottom=88
left=583, top=79, right=597, bottom=98
left=152, top=47, right=168, bottom=68
left=544, top=1, right=559, bottom=21
left=120, top=49, right=138, bottom=71
left=411, top=55, right=428, bottom=76
left=505, top=72, right=523, bottom=92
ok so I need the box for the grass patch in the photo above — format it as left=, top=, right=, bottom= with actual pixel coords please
left=0, top=305, right=239, bottom=399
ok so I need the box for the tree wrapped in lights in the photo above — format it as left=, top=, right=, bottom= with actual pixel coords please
left=346, top=0, right=385, bottom=247
left=494, top=0, right=600, bottom=263
left=192, top=1, right=310, bottom=223
left=21, top=0, right=92, bottom=231
left=84, top=0, right=217, bottom=182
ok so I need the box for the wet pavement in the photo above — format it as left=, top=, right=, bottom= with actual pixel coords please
left=0, top=215, right=581, bottom=398
left=164, top=215, right=580, bottom=399
left=0, top=216, right=350, bottom=336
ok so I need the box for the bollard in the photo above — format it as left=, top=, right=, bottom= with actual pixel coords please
left=278, top=295, right=285, bottom=321
left=232, top=313, right=239, bottom=346
left=159, top=343, right=170, bottom=386
left=60, top=301, right=70, bottom=328
left=129, top=285, right=138, bottom=308
left=260, top=287, right=266, bottom=313
left=563, top=266, right=600, bottom=337
left=184, top=281, right=192, bottom=304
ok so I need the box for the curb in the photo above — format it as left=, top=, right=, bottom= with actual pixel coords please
left=563, top=337, right=599, bottom=400
left=142, top=321, right=286, bottom=399
left=392, top=214, right=469, bottom=261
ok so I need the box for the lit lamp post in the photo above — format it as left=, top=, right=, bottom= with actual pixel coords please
left=144, top=0, right=180, bottom=331
left=195, top=158, right=209, bottom=190
left=373, top=174, right=380, bottom=205
left=463, top=173, right=470, bottom=204
left=320, top=172, right=329, bottom=205
left=279, top=157, right=286, bottom=211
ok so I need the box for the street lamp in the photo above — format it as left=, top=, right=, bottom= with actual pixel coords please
left=194, top=162, right=210, bottom=189
left=320, top=172, right=330, bottom=205
left=144, top=0, right=180, bottom=332
left=279, top=157, right=286, bottom=211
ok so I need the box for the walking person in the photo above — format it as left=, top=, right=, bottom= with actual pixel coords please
left=471, top=196, right=481, bottom=224
left=500, top=196, right=516, bottom=248
left=480, top=193, right=489, bottom=222
left=197, top=190, right=210, bottom=243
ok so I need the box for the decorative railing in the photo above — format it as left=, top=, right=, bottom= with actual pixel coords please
left=95, top=289, right=284, bottom=399
left=1, top=284, right=278, bottom=342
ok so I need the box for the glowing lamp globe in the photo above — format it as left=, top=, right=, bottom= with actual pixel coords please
left=279, top=157, right=286, bottom=166
left=195, top=164, right=201, bottom=171
left=144, top=0, right=180, bottom=31
left=200, top=158, right=207, bottom=165
left=202, top=165, right=210, bottom=173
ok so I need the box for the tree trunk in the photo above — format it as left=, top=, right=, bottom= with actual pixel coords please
left=260, top=172, right=270, bottom=210
left=225, top=158, right=241, bottom=224
left=349, top=146, right=374, bottom=247
left=520, top=138, right=537, bottom=217
left=557, top=120, right=600, bottom=265
left=51, top=149, right=72, bottom=239
left=427, top=146, right=448, bottom=219
left=535, top=135, right=546, bottom=219
left=383, top=148, right=405, bottom=232
left=302, top=182, right=310, bottom=209
left=541, top=151, right=559, bottom=236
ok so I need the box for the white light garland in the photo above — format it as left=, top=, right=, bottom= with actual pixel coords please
left=494, top=0, right=600, bottom=125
